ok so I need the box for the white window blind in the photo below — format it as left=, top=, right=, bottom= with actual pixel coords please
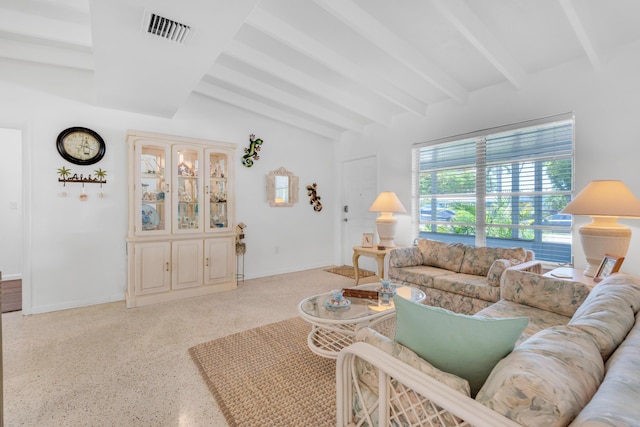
left=413, top=114, right=574, bottom=264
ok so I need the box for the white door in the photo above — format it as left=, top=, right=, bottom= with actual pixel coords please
left=342, top=156, right=378, bottom=267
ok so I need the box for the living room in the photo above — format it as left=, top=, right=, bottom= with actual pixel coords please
left=1, top=0, right=640, bottom=425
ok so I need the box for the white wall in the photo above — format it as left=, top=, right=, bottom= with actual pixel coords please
left=338, top=40, right=640, bottom=277
left=0, top=128, right=23, bottom=280
left=0, top=82, right=336, bottom=314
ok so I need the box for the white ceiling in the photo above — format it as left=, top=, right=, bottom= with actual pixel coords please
left=2, top=0, right=640, bottom=139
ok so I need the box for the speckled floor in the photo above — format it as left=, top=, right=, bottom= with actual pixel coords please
left=2, top=268, right=378, bottom=426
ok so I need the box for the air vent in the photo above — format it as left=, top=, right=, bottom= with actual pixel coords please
left=144, top=12, right=191, bottom=44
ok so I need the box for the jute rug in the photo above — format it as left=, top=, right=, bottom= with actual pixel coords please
left=324, top=265, right=375, bottom=280
left=189, top=317, right=335, bottom=426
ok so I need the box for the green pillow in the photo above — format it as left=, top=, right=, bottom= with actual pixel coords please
left=393, top=296, right=528, bottom=396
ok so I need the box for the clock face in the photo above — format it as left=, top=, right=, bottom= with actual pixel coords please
left=56, top=127, right=106, bottom=165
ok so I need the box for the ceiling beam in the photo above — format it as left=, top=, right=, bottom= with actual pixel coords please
left=313, top=0, right=467, bottom=104
left=0, top=39, right=93, bottom=70
left=206, top=63, right=363, bottom=132
left=194, top=81, right=340, bottom=140
left=558, top=0, right=601, bottom=70
left=0, top=8, right=91, bottom=48
left=431, top=0, right=527, bottom=89
left=245, top=6, right=427, bottom=116
left=224, top=39, right=392, bottom=125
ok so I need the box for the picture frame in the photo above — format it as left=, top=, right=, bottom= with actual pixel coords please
left=362, top=233, right=374, bottom=248
left=594, top=254, right=625, bottom=282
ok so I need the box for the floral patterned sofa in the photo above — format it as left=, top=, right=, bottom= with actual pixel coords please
left=336, top=270, right=640, bottom=426
left=389, top=238, right=541, bottom=314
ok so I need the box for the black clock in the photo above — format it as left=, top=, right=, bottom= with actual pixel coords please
left=56, top=127, right=106, bottom=165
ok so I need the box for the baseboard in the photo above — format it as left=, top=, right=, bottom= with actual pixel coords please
left=1, top=273, right=22, bottom=281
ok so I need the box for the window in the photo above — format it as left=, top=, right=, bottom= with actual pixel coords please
left=413, top=114, right=574, bottom=264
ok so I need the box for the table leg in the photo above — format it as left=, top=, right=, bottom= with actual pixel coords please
left=352, top=251, right=361, bottom=285
left=376, top=255, right=385, bottom=280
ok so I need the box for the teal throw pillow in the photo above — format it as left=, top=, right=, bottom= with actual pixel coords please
left=393, top=296, right=528, bottom=396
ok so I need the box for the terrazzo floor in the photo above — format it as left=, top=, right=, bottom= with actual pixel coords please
left=2, top=268, right=378, bottom=426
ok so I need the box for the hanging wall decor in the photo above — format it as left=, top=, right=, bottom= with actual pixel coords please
left=306, top=183, right=323, bottom=212
left=241, top=134, right=263, bottom=167
left=57, top=166, right=108, bottom=185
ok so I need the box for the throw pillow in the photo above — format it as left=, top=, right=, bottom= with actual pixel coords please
left=393, top=296, right=528, bottom=396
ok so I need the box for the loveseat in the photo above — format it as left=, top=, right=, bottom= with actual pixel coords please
left=389, top=238, right=541, bottom=314
left=336, top=269, right=640, bottom=426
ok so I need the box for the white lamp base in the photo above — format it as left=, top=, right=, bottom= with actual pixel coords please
left=375, top=213, right=398, bottom=247
left=579, top=216, right=631, bottom=277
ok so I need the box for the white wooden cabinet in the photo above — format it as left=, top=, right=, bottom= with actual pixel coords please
left=126, top=130, right=237, bottom=308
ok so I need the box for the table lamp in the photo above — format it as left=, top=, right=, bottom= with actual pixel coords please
left=368, top=191, right=407, bottom=247
left=561, top=180, right=640, bottom=276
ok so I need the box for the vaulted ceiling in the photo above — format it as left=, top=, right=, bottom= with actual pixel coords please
left=2, top=0, right=640, bottom=139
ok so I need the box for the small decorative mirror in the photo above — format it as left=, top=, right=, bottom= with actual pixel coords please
left=267, top=167, right=299, bottom=207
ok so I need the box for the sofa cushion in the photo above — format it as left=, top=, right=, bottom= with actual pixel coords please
left=417, top=238, right=466, bottom=272
left=388, top=265, right=455, bottom=288
left=418, top=287, right=493, bottom=315
left=568, top=274, right=640, bottom=360
left=432, top=273, right=501, bottom=303
left=501, top=269, right=591, bottom=317
left=459, top=246, right=526, bottom=276
left=476, top=326, right=604, bottom=427
left=476, top=300, right=572, bottom=346
left=393, top=296, right=528, bottom=396
left=571, top=313, right=640, bottom=426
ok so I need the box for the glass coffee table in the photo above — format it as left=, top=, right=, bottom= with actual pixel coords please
left=298, top=283, right=426, bottom=358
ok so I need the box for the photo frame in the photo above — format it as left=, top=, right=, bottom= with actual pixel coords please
left=594, top=254, right=625, bottom=282
left=362, top=233, right=374, bottom=248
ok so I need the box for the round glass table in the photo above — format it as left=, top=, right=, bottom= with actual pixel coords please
left=298, top=283, right=426, bottom=358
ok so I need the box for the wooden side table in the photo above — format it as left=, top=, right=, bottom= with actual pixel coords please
left=543, top=266, right=596, bottom=288
left=352, top=246, right=394, bottom=285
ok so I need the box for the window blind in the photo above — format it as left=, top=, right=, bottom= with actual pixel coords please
left=413, top=114, right=574, bottom=264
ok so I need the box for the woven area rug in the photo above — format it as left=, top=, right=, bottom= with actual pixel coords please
left=324, top=265, right=375, bottom=279
left=189, top=317, right=335, bottom=426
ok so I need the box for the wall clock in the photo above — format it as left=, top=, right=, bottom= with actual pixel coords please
left=56, top=127, right=106, bottom=165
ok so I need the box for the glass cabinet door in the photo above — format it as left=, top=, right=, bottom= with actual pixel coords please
left=173, top=146, right=202, bottom=233
left=138, top=143, right=170, bottom=235
left=206, top=150, right=230, bottom=231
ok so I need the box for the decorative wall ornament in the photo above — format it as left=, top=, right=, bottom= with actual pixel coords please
left=241, top=134, right=263, bottom=167
left=306, top=183, right=323, bottom=212
left=57, top=166, right=108, bottom=186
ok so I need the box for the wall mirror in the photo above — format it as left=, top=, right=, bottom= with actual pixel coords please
left=267, top=167, right=299, bottom=207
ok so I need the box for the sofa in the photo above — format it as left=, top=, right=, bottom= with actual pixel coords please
left=389, top=238, right=541, bottom=315
left=336, top=269, right=640, bottom=426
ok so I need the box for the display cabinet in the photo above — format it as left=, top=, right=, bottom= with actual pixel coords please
left=126, top=130, right=236, bottom=308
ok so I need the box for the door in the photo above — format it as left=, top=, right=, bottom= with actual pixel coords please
left=342, top=156, right=378, bottom=267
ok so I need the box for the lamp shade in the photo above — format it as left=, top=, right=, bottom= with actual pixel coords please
left=368, top=191, right=407, bottom=213
left=561, top=180, right=640, bottom=217
left=561, top=180, right=640, bottom=277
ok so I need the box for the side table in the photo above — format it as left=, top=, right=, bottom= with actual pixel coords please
left=352, top=246, right=394, bottom=285
left=543, top=266, right=596, bottom=288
